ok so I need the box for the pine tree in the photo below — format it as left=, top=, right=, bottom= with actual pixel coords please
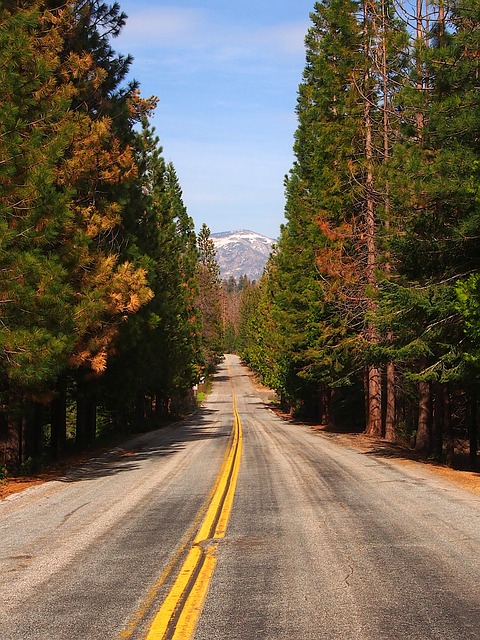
left=196, top=224, right=223, bottom=372
left=0, top=1, right=154, bottom=466
left=0, top=2, right=82, bottom=466
left=237, top=262, right=292, bottom=407
left=99, top=122, right=202, bottom=429
left=245, top=0, right=409, bottom=431
left=266, top=0, right=370, bottom=423
left=384, top=0, right=480, bottom=459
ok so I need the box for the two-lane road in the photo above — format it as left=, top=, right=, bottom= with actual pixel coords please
left=1, top=355, right=479, bottom=639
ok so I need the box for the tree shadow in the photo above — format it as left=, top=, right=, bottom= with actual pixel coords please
left=58, top=406, right=228, bottom=483
left=271, top=405, right=480, bottom=476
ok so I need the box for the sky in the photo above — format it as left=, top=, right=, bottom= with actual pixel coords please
left=114, top=0, right=315, bottom=240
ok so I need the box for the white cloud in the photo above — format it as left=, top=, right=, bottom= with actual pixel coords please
left=262, top=23, right=308, bottom=55
left=113, top=1, right=309, bottom=238
left=119, top=7, right=207, bottom=46
left=118, top=7, right=308, bottom=60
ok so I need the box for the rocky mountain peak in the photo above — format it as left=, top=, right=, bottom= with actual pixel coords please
left=211, top=230, right=275, bottom=281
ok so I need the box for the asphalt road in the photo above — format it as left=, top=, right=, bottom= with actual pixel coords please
left=1, top=354, right=479, bottom=639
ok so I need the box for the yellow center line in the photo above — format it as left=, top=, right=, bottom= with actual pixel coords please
left=213, top=396, right=242, bottom=540
left=169, top=546, right=217, bottom=640
left=144, top=388, right=242, bottom=640
left=119, top=422, right=235, bottom=640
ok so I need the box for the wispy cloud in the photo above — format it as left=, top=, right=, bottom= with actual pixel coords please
left=119, top=7, right=207, bottom=46
left=114, top=0, right=312, bottom=238
left=262, top=23, right=307, bottom=55
left=118, top=7, right=308, bottom=61
left=162, top=137, right=290, bottom=237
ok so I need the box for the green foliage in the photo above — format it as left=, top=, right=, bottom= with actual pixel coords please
left=238, top=0, right=372, bottom=418
left=196, top=224, right=223, bottom=371
left=457, top=275, right=480, bottom=343
left=99, top=121, right=203, bottom=428
left=0, top=1, right=205, bottom=467
left=17, top=455, right=47, bottom=476
left=0, top=2, right=78, bottom=392
left=241, top=0, right=480, bottom=456
left=456, top=274, right=480, bottom=377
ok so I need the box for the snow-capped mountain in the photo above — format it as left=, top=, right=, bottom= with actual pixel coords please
left=211, top=230, right=275, bottom=281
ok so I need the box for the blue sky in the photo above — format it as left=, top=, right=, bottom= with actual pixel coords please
left=115, top=0, right=315, bottom=240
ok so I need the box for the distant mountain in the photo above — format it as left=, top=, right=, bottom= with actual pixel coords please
left=211, top=230, right=275, bottom=281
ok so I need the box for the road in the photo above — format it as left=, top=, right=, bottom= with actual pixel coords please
left=1, top=354, right=479, bottom=639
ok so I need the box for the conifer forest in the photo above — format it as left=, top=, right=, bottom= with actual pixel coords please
left=0, top=1, right=224, bottom=471
left=1, top=0, right=480, bottom=473
left=237, top=0, right=480, bottom=468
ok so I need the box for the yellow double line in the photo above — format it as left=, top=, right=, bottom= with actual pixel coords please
left=144, top=395, right=243, bottom=640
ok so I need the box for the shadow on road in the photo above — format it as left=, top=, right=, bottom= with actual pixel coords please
left=211, top=375, right=230, bottom=383
left=269, top=404, right=480, bottom=475
left=58, top=406, right=228, bottom=484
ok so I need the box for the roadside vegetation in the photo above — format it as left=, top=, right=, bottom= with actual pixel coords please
left=235, top=0, right=480, bottom=469
left=0, top=1, right=223, bottom=475
left=2, top=0, right=479, bottom=479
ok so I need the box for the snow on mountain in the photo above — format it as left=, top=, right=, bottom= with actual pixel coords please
left=211, top=230, right=275, bottom=281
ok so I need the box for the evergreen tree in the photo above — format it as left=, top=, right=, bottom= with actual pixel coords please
left=0, top=1, right=153, bottom=466
left=263, top=0, right=367, bottom=422
left=196, top=224, right=223, bottom=372
left=237, top=0, right=479, bottom=462
left=0, top=2, right=77, bottom=392
left=99, top=122, right=202, bottom=429
left=243, top=0, right=408, bottom=431
left=238, top=263, right=290, bottom=403
left=383, top=0, right=480, bottom=459
left=221, top=276, right=242, bottom=353
left=0, top=2, right=87, bottom=466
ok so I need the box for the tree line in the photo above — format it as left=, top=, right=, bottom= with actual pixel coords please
left=237, top=0, right=480, bottom=468
left=0, top=1, right=223, bottom=472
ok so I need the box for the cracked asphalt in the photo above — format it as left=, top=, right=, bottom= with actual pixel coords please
left=195, top=356, right=480, bottom=639
left=1, top=354, right=479, bottom=639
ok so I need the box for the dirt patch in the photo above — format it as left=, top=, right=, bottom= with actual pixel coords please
left=0, top=477, right=46, bottom=500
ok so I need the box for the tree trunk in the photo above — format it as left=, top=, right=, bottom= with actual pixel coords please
left=135, top=391, right=147, bottom=430
left=319, top=383, right=332, bottom=426
left=7, top=412, right=22, bottom=470
left=366, top=364, right=382, bottom=436
left=384, top=360, right=396, bottom=442
left=362, top=1, right=382, bottom=438
left=469, top=389, right=478, bottom=470
left=318, top=384, right=324, bottom=425
left=76, top=380, right=97, bottom=448
left=415, top=380, right=432, bottom=455
left=431, top=382, right=444, bottom=461
left=363, top=368, right=369, bottom=431
left=0, top=389, right=22, bottom=472
left=416, top=0, right=426, bottom=136
left=0, top=387, right=23, bottom=471
left=23, top=401, right=44, bottom=462
left=443, top=385, right=454, bottom=467
left=51, top=376, right=67, bottom=458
